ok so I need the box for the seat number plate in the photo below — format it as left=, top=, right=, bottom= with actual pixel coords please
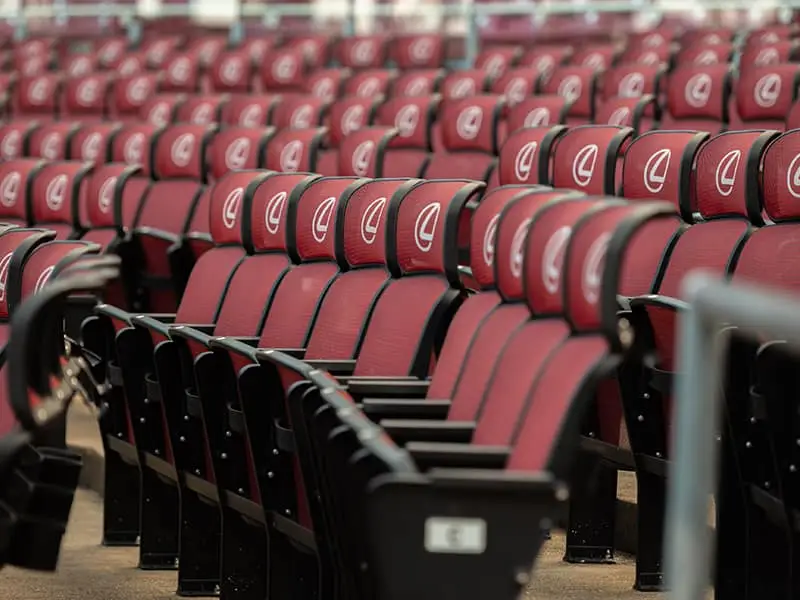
left=424, top=517, right=487, bottom=554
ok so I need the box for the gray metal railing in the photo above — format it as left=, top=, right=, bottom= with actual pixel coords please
left=665, top=273, right=800, bottom=600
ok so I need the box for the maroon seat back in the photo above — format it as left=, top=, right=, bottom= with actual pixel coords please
left=207, top=126, right=274, bottom=180
left=506, top=96, right=572, bottom=133
left=595, top=95, right=660, bottom=133
left=271, top=95, right=329, bottom=130
left=317, top=96, right=379, bottom=175
left=739, top=41, right=799, bottom=68
left=731, top=65, right=799, bottom=131
left=262, top=48, right=310, bottom=93
left=14, top=74, right=60, bottom=118
left=63, top=53, right=97, bottom=77
left=499, top=126, right=567, bottom=186
left=521, top=46, right=571, bottom=74
left=209, top=48, right=254, bottom=93
left=61, top=73, right=111, bottom=121
left=337, top=127, right=398, bottom=178
left=490, top=67, right=540, bottom=109
left=0, top=158, right=44, bottom=227
left=263, top=127, right=326, bottom=173
left=475, top=46, right=521, bottom=79
left=375, top=95, right=438, bottom=177
left=29, top=161, right=93, bottom=239
left=141, top=93, right=185, bottom=127
left=26, top=121, right=78, bottom=161
left=540, top=67, right=598, bottom=125
left=221, top=94, right=277, bottom=127
left=602, top=65, right=665, bottom=101
left=551, top=125, right=634, bottom=195
left=0, top=121, right=37, bottom=160
left=343, top=69, right=395, bottom=97
left=161, top=52, right=201, bottom=93
left=335, top=35, right=388, bottom=70
left=0, top=228, right=54, bottom=325
left=352, top=179, right=484, bottom=377
left=676, top=43, right=733, bottom=67
left=287, top=35, right=331, bottom=71
left=109, top=124, right=159, bottom=228
left=572, top=44, right=617, bottom=70
left=306, top=68, right=349, bottom=102
left=110, top=73, right=158, bottom=122
left=392, top=69, right=444, bottom=97
left=661, top=65, right=732, bottom=133
left=175, top=95, right=227, bottom=126
left=68, top=122, right=120, bottom=164
left=440, top=69, right=489, bottom=100
left=391, top=35, right=444, bottom=70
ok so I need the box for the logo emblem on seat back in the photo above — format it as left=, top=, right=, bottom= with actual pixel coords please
left=222, top=187, right=243, bottom=230
left=81, top=132, right=102, bottom=161
left=0, top=252, right=12, bottom=302
left=341, top=105, right=365, bottom=137
left=715, top=149, right=741, bottom=197
left=352, top=141, right=375, bottom=177
left=556, top=75, right=582, bottom=103
left=225, top=138, right=250, bottom=171
left=190, top=103, right=213, bottom=125
left=46, top=174, right=68, bottom=211
left=279, top=140, right=303, bottom=172
left=449, top=77, right=476, bottom=99
left=34, top=265, right=55, bottom=294
left=41, top=132, right=61, bottom=160
left=394, top=104, right=420, bottom=138
left=123, top=132, right=144, bottom=164
left=404, top=76, right=429, bottom=96
left=312, top=196, right=336, bottom=243
left=482, top=214, right=500, bottom=267
left=98, top=177, right=116, bottom=215
left=618, top=72, right=645, bottom=98
left=169, top=57, right=191, bottom=83
left=239, top=104, right=263, bottom=128
left=504, top=77, right=528, bottom=106
left=456, top=106, right=483, bottom=140
left=572, top=144, right=599, bottom=187
left=524, top=107, right=550, bottom=127
left=755, top=47, right=779, bottom=66
left=409, top=38, right=433, bottom=63
left=684, top=73, right=712, bottom=108
left=509, top=219, right=531, bottom=279
left=356, top=77, right=380, bottom=97
left=291, top=104, right=313, bottom=129
left=607, top=107, right=630, bottom=126
left=272, top=55, right=297, bottom=82
left=1, top=172, right=20, bottom=207
left=1, top=131, right=20, bottom=159
left=220, top=57, right=243, bottom=85
left=414, top=202, right=441, bottom=253
left=311, top=77, right=335, bottom=101
left=265, top=191, right=287, bottom=234
left=542, top=226, right=571, bottom=294
left=786, top=153, right=800, bottom=199
left=171, top=133, right=195, bottom=168
left=76, top=78, right=99, bottom=106
left=643, top=148, right=671, bottom=194
left=514, top=141, right=537, bottom=182
left=126, top=76, right=151, bottom=105
left=754, top=73, right=782, bottom=108
left=582, top=232, right=611, bottom=305
left=361, top=196, right=387, bottom=245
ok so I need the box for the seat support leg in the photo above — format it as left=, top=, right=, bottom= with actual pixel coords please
left=101, top=446, right=141, bottom=546
left=633, top=471, right=667, bottom=591
left=177, top=490, right=222, bottom=596
left=139, top=467, right=179, bottom=570
left=219, top=507, right=268, bottom=600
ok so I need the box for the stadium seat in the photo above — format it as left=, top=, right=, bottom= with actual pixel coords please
left=61, top=73, right=112, bottom=121
left=306, top=68, right=350, bottom=101
left=571, top=44, right=618, bottom=70
left=440, top=69, right=490, bottom=100
left=68, top=122, right=120, bottom=164
left=498, top=126, right=567, bottom=186
left=221, top=93, right=277, bottom=127
left=475, top=46, right=521, bottom=78
left=209, top=48, right=254, bottom=93
left=506, top=95, right=572, bottom=132
left=26, top=121, right=78, bottom=161
left=316, top=96, right=380, bottom=175
left=141, top=93, right=186, bottom=127
left=27, top=161, right=93, bottom=239
left=490, top=67, right=540, bottom=109
left=261, top=48, right=308, bottom=93
left=595, top=95, right=660, bottom=132
left=271, top=95, right=329, bottom=130
left=263, top=127, right=327, bottom=173
left=392, top=69, right=444, bottom=97
left=335, top=35, right=389, bottom=70
left=336, top=126, right=398, bottom=177
left=551, top=125, right=634, bottom=194
left=207, top=126, right=275, bottom=179
left=390, top=34, right=445, bottom=69
left=374, top=95, right=438, bottom=177
left=0, top=158, right=45, bottom=227
left=110, top=73, right=159, bottom=123
left=14, top=73, right=61, bottom=119
left=343, top=69, right=396, bottom=97
left=540, top=66, right=599, bottom=125
left=660, top=64, right=732, bottom=133
left=174, top=94, right=227, bottom=126
left=730, top=64, right=800, bottom=130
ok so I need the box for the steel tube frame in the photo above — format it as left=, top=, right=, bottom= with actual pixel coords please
left=665, top=273, right=800, bottom=600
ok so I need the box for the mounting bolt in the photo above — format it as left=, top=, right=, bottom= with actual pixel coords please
left=637, top=415, right=644, bottom=422
left=745, top=442, right=752, bottom=448
left=139, top=417, right=145, bottom=423
left=220, top=453, right=228, bottom=460
left=179, top=436, right=186, bottom=442
left=225, top=431, right=232, bottom=438
left=643, top=392, right=650, bottom=400
left=267, top=472, right=274, bottom=478
left=273, top=449, right=279, bottom=456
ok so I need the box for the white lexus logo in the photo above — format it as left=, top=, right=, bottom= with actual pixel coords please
left=756, top=48, right=779, bottom=66
left=312, top=196, right=336, bottom=243
left=761, top=32, right=780, bottom=44
left=685, top=73, right=712, bottom=108
left=703, top=33, right=722, bottom=45
left=312, top=77, right=335, bottom=100
left=82, top=132, right=102, bottom=161
left=514, top=141, right=537, bottom=182
left=786, top=153, right=800, bottom=199
left=265, top=191, right=287, bottom=234
left=0, top=172, right=20, bottom=207
left=171, top=133, right=195, bottom=168
left=356, top=77, right=380, bottom=97
left=754, top=74, right=781, bottom=108
left=69, top=57, right=91, bottom=77
left=225, top=138, right=250, bottom=170
left=23, top=57, right=43, bottom=76
left=100, top=41, right=122, bottom=63
left=394, top=104, right=420, bottom=137
left=607, top=107, right=630, bottom=126
left=34, top=265, right=54, bottom=294
left=582, top=53, right=605, bottom=69
left=361, top=196, right=387, bottom=244
left=639, top=52, right=661, bottom=66
left=409, top=37, right=433, bottom=62
left=509, top=219, right=531, bottom=279
left=414, top=202, right=441, bottom=252
left=524, top=107, right=550, bottom=127
left=119, top=57, right=140, bottom=76
left=341, top=105, right=365, bottom=136
left=280, top=140, right=302, bottom=172
left=618, top=72, right=645, bottom=98
left=169, top=57, right=191, bottom=83
left=504, top=77, right=528, bottom=105
left=404, top=76, right=429, bottom=96
left=456, top=106, right=483, bottom=140
left=148, top=102, right=170, bottom=126
left=572, top=144, right=598, bottom=187
left=715, top=149, right=741, bottom=197
left=351, top=141, right=374, bottom=176
left=148, top=41, right=168, bottom=63
left=291, top=104, right=313, bottom=129
left=557, top=75, right=582, bottom=102
left=222, top=187, right=243, bottom=229
left=644, top=33, right=664, bottom=47
left=1, top=131, right=20, bottom=159
left=123, top=133, right=144, bottom=164
left=482, top=214, right=499, bottom=266
left=483, top=54, right=505, bottom=77
left=694, top=50, right=719, bottom=66
left=239, top=104, right=263, bottom=128
left=126, top=76, right=151, bottom=104
left=0, top=252, right=12, bottom=301
left=542, top=226, right=571, bottom=294
left=98, top=177, right=116, bottom=214
left=41, top=133, right=61, bottom=160
left=190, top=103, right=213, bottom=125
left=46, top=174, right=68, bottom=211
left=272, top=55, right=297, bottom=82
left=643, top=148, right=671, bottom=194
left=449, top=77, right=476, bottom=99
left=582, top=232, right=610, bottom=304
left=220, top=57, right=243, bottom=85
left=535, top=55, right=555, bottom=75
left=350, top=40, right=375, bottom=66
left=28, top=78, right=48, bottom=104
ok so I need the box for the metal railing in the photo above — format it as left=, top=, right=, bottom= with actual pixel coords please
left=665, top=274, right=800, bottom=599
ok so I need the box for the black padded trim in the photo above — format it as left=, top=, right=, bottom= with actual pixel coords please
left=108, top=361, right=124, bottom=386
left=228, top=405, right=245, bottom=433
left=144, top=373, right=162, bottom=403
left=185, top=388, right=202, bottom=418
left=274, top=420, right=296, bottom=453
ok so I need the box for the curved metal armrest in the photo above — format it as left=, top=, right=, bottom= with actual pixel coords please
left=168, top=324, right=216, bottom=346
left=132, top=313, right=176, bottom=337
left=207, top=336, right=261, bottom=361
left=629, top=294, right=691, bottom=312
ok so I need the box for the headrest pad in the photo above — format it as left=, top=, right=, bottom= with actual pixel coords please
left=440, top=95, right=503, bottom=153
left=70, top=123, right=119, bottom=164
left=679, top=43, right=733, bottom=66
left=30, top=161, right=91, bottom=228
left=307, top=68, right=348, bottom=101
left=249, top=172, right=317, bottom=253
left=389, top=179, right=484, bottom=281
left=152, top=124, right=215, bottom=181
left=0, top=121, right=37, bottom=160
left=666, top=65, right=731, bottom=120
left=114, top=73, right=158, bottom=115
left=552, top=125, right=634, bottom=195
left=506, top=95, right=570, bottom=132
left=573, top=44, right=617, bottom=70
left=336, top=35, right=388, bottom=69
left=64, top=73, right=111, bottom=113
left=492, top=67, right=540, bottom=108
left=341, top=178, right=409, bottom=267
left=499, top=126, right=566, bottom=186
left=111, top=124, right=158, bottom=174
left=344, top=69, right=394, bottom=97
left=272, top=95, right=328, bottom=130
left=693, top=130, right=776, bottom=222
left=604, top=65, right=662, bottom=100
left=760, top=130, right=800, bottom=222
left=28, top=122, right=75, bottom=161
left=737, top=65, right=800, bottom=121
left=441, top=69, right=487, bottom=99
left=393, top=69, right=442, bottom=97
left=264, top=127, right=325, bottom=173
left=0, top=159, right=43, bottom=220
left=328, top=96, right=376, bottom=146
left=208, top=126, right=273, bottom=179
left=377, top=95, right=438, bottom=150
left=337, top=127, right=398, bottom=178
left=261, top=48, right=308, bottom=90
left=176, top=95, right=225, bottom=126
left=223, top=94, right=275, bottom=127
left=541, top=67, right=597, bottom=118
left=208, top=171, right=269, bottom=246
left=85, top=164, right=140, bottom=229
left=294, top=177, right=359, bottom=261
left=210, top=49, right=253, bottom=92
left=18, top=74, right=60, bottom=113
left=392, top=35, right=444, bottom=69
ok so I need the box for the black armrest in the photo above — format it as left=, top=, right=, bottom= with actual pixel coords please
left=629, top=294, right=690, bottom=312
left=305, top=359, right=357, bottom=375
left=207, top=336, right=261, bottom=361
left=362, top=398, right=450, bottom=420
left=406, top=442, right=509, bottom=470
left=132, top=314, right=176, bottom=336
left=380, top=419, right=476, bottom=445
left=168, top=324, right=216, bottom=346
left=94, top=303, right=137, bottom=325
left=346, top=378, right=429, bottom=398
